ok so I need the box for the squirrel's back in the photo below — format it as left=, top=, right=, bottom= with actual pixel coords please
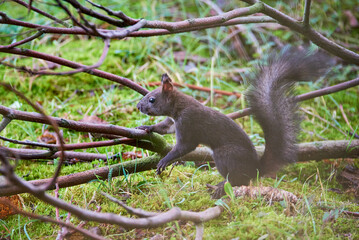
left=246, top=48, right=330, bottom=174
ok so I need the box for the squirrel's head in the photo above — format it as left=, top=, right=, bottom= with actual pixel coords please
left=137, top=73, right=175, bottom=116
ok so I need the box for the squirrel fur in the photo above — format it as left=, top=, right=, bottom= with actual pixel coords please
left=137, top=48, right=330, bottom=197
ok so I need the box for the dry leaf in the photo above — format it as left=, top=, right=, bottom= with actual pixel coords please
left=0, top=195, right=22, bottom=219
left=122, top=151, right=146, bottom=160
left=38, top=129, right=56, bottom=144
left=233, top=186, right=298, bottom=204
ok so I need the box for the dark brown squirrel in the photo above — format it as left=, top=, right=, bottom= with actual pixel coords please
left=137, top=48, right=330, bottom=198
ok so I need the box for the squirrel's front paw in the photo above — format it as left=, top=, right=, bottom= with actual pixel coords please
left=136, top=125, right=153, bottom=133
left=156, top=159, right=169, bottom=175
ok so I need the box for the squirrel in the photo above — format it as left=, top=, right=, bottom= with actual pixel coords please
left=137, top=48, right=330, bottom=198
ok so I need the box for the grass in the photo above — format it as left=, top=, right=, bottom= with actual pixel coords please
left=0, top=0, right=359, bottom=239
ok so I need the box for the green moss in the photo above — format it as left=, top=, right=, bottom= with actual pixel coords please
left=1, top=0, right=359, bottom=238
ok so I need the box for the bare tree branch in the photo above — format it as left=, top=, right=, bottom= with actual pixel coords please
left=0, top=105, right=148, bottom=138
left=0, top=10, right=274, bottom=37
left=303, top=0, right=312, bottom=28
left=0, top=199, right=105, bottom=240
left=241, top=0, right=359, bottom=64
left=228, top=77, right=359, bottom=119
left=0, top=117, right=12, bottom=133
left=84, top=0, right=139, bottom=24
left=98, top=19, right=147, bottom=39
left=0, top=30, right=44, bottom=49
left=0, top=47, right=149, bottom=95
left=2, top=0, right=358, bottom=65
left=0, top=83, right=65, bottom=192
left=55, top=0, right=91, bottom=34
left=0, top=135, right=56, bottom=149
left=2, top=140, right=358, bottom=196
left=5, top=147, right=107, bottom=161
left=143, top=2, right=263, bottom=30
left=295, top=77, right=359, bottom=101
left=145, top=81, right=241, bottom=97
left=35, top=38, right=110, bottom=75
left=0, top=1, right=357, bottom=237
left=63, top=0, right=136, bottom=27
left=0, top=150, right=222, bottom=231
left=11, top=0, right=69, bottom=27
left=101, top=191, right=157, bottom=218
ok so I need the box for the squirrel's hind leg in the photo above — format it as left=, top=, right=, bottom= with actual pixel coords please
left=211, top=145, right=259, bottom=198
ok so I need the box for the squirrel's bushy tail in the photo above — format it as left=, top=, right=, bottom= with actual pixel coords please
left=246, top=47, right=331, bottom=174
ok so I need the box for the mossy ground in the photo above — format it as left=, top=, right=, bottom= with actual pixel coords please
left=0, top=0, right=358, bottom=239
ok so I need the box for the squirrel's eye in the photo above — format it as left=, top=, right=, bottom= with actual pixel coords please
left=149, top=97, right=155, bottom=103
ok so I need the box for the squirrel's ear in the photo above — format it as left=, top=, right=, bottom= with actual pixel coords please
left=161, top=73, right=174, bottom=92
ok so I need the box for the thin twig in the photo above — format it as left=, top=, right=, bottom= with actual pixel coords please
left=294, top=77, right=359, bottom=102
left=241, top=0, right=359, bottom=64
left=0, top=116, right=12, bottom=133
left=0, top=104, right=148, bottom=138
left=35, top=38, right=110, bottom=75
left=0, top=46, right=148, bottom=95
left=101, top=192, right=157, bottom=218
left=11, top=0, right=69, bottom=27
left=0, top=12, right=275, bottom=37
left=0, top=199, right=105, bottom=240
left=318, top=205, right=359, bottom=218
left=303, top=0, right=312, bottom=28
left=5, top=147, right=57, bottom=160
left=144, top=81, right=241, bottom=97
left=0, top=151, right=222, bottom=229
left=77, top=10, right=108, bottom=38
left=200, top=0, right=251, bottom=59
left=0, top=135, right=56, bottom=149
left=98, top=19, right=147, bottom=39
left=300, top=107, right=348, bottom=136
left=5, top=147, right=107, bottom=161
left=228, top=77, right=359, bottom=119
left=0, top=83, right=65, bottom=193
left=55, top=0, right=91, bottom=34
left=84, top=0, right=135, bottom=24
left=339, top=104, right=354, bottom=132
left=0, top=30, right=44, bottom=49
left=64, top=0, right=133, bottom=27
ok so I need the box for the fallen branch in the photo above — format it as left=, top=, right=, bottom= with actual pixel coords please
left=0, top=105, right=149, bottom=138
left=145, top=81, right=241, bottom=97
left=1, top=140, right=358, bottom=196
left=241, top=0, right=359, bottom=64
left=1, top=77, right=357, bottom=135
left=5, top=148, right=107, bottom=161
left=0, top=47, right=149, bottom=95
left=228, top=77, right=359, bottom=119
left=31, top=38, right=111, bottom=75
left=11, top=0, right=69, bottom=27
left=0, top=30, right=44, bottom=49
left=0, top=82, right=65, bottom=192
left=0, top=199, right=105, bottom=240
left=0, top=151, right=222, bottom=237
left=0, top=12, right=275, bottom=37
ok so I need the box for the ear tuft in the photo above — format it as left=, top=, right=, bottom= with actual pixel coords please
left=161, top=73, right=173, bottom=92
left=161, top=73, right=172, bottom=83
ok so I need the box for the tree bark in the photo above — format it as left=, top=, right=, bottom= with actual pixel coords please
left=1, top=140, right=358, bottom=196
